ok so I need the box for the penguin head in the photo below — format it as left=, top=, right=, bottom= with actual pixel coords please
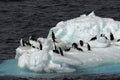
left=72, top=43, right=78, bottom=48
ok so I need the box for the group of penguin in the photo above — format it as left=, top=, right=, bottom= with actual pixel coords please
left=51, top=31, right=119, bottom=56
left=19, top=31, right=119, bottom=57
left=20, top=35, right=43, bottom=50
left=51, top=31, right=91, bottom=56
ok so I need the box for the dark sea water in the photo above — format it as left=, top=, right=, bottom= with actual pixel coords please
left=0, top=0, right=120, bottom=80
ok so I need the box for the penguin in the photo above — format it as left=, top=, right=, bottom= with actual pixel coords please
left=104, top=36, right=109, bottom=40
left=79, top=40, right=84, bottom=46
left=117, top=39, right=120, bottom=42
left=53, top=49, right=59, bottom=54
left=59, top=47, right=64, bottom=56
left=90, top=36, right=97, bottom=41
left=51, top=31, right=56, bottom=42
left=100, top=34, right=105, bottom=37
left=29, top=35, right=41, bottom=49
left=53, top=44, right=59, bottom=54
left=25, top=41, right=32, bottom=47
left=72, top=43, right=83, bottom=51
left=100, top=34, right=108, bottom=40
left=64, top=48, right=71, bottom=51
left=20, top=38, right=25, bottom=47
left=87, top=43, right=91, bottom=51
left=51, top=31, right=58, bottom=50
left=110, top=32, right=114, bottom=41
left=32, top=45, right=35, bottom=48
left=38, top=41, right=42, bottom=50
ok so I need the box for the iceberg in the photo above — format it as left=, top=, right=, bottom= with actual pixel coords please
left=16, top=12, right=120, bottom=73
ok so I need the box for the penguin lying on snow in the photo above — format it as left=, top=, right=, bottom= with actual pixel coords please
left=72, top=43, right=83, bottom=51
left=53, top=46, right=64, bottom=56
left=64, top=42, right=84, bottom=52
left=90, top=35, right=97, bottom=41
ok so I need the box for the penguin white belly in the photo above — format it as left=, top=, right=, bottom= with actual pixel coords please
left=29, top=40, right=40, bottom=48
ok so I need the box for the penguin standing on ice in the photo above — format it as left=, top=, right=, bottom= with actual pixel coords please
left=24, top=41, right=32, bottom=47
left=20, top=39, right=25, bottom=47
left=110, top=32, right=114, bottom=41
left=51, top=31, right=60, bottom=54
left=79, top=40, right=84, bottom=46
left=51, top=31, right=57, bottom=50
left=38, top=40, right=42, bottom=50
left=87, top=43, right=91, bottom=51
left=72, top=43, right=83, bottom=51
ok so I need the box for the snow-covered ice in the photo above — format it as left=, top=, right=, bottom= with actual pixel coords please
left=16, top=12, right=120, bottom=73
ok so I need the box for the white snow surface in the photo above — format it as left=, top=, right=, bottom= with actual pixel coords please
left=16, top=12, right=120, bottom=73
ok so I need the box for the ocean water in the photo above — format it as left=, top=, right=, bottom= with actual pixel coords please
left=1, top=59, right=120, bottom=77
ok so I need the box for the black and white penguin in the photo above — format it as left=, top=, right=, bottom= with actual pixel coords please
left=110, top=32, right=114, bottom=41
left=79, top=40, right=84, bottom=46
left=100, top=34, right=109, bottom=40
left=90, top=35, right=97, bottom=41
left=87, top=43, right=91, bottom=51
left=117, top=39, right=120, bottom=42
left=29, top=35, right=42, bottom=49
left=64, top=48, right=71, bottom=51
left=53, top=44, right=59, bottom=54
left=72, top=43, right=83, bottom=51
left=51, top=31, right=56, bottom=42
left=20, top=39, right=25, bottom=47
left=24, top=41, right=32, bottom=47
left=59, top=47, right=64, bottom=56
left=38, top=41, right=42, bottom=50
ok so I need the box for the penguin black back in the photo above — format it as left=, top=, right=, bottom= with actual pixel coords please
left=90, top=36, right=97, bottom=41
left=25, top=41, right=32, bottom=46
left=76, top=47, right=83, bottom=51
left=32, top=45, right=35, bottom=48
left=64, top=48, right=71, bottom=51
left=59, top=47, right=64, bottom=56
left=72, top=43, right=78, bottom=49
left=110, top=32, right=114, bottom=41
left=52, top=31, right=56, bottom=42
left=87, top=43, right=91, bottom=51
left=53, top=49, right=59, bottom=54
left=79, top=40, right=84, bottom=46
left=117, top=39, right=120, bottom=42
